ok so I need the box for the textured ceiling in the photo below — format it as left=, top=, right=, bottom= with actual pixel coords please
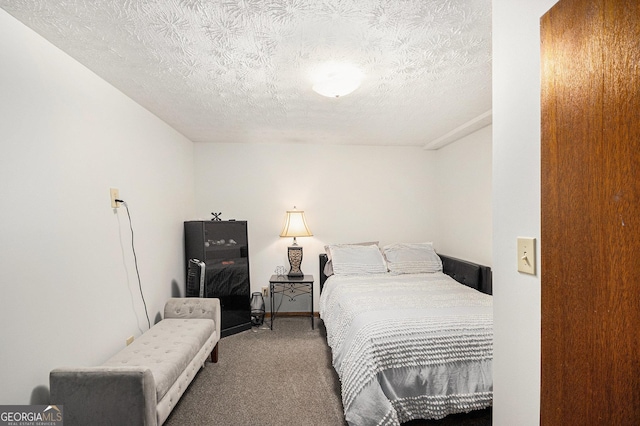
left=1, top=0, right=492, bottom=148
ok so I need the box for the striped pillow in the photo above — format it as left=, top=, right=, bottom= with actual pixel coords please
left=383, top=242, right=442, bottom=274
left=328, top=244, right=387, bottom=275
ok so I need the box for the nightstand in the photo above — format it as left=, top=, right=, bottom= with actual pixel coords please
left=269, top=274, right=314, bottom=330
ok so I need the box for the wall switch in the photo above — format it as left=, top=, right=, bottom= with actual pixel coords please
left=262, top=286, right=269, bottom=298
left=517, top=237, right=536, bottom=275
left=110, top=188, right=120, bottom=209
left=126, top=335, right=134, bottom=346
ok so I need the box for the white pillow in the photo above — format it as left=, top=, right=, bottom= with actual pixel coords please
left=323, top=241, right=379, bottom=277
left=383, top=242, right=442, bottom=274
left=328, top=244, right=387, bottom=275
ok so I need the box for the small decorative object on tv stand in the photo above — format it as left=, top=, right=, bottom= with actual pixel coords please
left=279, top=206, right=313, bottom=278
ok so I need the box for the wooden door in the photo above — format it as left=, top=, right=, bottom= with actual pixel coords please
left=541, top=0, right=640, bottom=424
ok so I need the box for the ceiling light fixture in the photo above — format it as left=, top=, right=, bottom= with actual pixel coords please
left=311, top=62, right=364, bottom=98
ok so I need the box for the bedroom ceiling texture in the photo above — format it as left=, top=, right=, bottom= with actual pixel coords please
left=1, top=0, right=492, bottom=149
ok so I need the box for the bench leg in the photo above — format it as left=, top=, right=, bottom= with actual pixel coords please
left=211, top=342, right=219, bottom=363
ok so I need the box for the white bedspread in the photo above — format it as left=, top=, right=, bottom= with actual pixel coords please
left=319, top=272, right=493, bottom=426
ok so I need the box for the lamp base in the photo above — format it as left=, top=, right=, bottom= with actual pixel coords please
left=287, top=246, right=304, bottom=277
left=287, top=271, right=304, bottom=278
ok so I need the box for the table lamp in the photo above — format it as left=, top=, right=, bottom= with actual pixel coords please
left=279, top=207, right=313, bottom=277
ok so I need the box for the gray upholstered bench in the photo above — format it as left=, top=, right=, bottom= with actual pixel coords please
left=50, top=297, right=220, bottom=426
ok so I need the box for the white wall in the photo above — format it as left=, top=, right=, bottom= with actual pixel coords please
left=0, top=10, right=195, bottom=404
left=434, top=125, right=492, bottom=267
left=193, top=133, right=493, bottom=312
left=492, top=0, right=558, bottom=424
left=193, top=143, right=439, bottom=311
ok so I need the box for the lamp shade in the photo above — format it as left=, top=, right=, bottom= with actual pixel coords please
left=279, top=210, right=313, bottom=238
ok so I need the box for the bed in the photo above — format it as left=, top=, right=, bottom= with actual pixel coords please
left=318, top=243, right=493, bottom=426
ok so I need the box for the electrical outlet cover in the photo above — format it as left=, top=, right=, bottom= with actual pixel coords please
left=110, top=188, right=120, bottom=208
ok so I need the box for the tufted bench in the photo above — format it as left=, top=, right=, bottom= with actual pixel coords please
left=50, top=297, right=220, bottom=426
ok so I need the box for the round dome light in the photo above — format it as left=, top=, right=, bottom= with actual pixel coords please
left=310, top=62, right=364, bottom=98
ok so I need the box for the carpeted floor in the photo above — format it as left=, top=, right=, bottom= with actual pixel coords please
left=164, top=317, right=491, bottom=426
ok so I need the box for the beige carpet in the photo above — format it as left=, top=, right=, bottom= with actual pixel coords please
left=164, top=317, right=490, bottom=426
left=165, top=317, right=347, bottom=426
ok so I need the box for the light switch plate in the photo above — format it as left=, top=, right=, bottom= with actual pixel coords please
left=517, top=237, right=536, bottom=275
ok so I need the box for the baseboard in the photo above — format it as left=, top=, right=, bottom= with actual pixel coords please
left=265, top=311, right=319, bottom=318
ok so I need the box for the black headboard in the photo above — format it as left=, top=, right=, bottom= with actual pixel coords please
left=319, top=253, right=492, bottom=295
left=439, top=254, right=492, bottom=295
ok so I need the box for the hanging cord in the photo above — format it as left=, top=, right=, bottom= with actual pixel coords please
left=269, top=285, right=288, bottom=328
left=117, top=199, right=151, bottom=330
